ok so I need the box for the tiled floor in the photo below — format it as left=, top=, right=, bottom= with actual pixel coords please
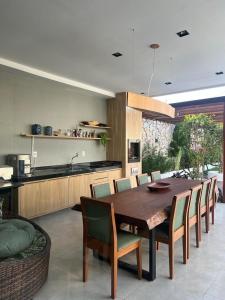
left=34, top=204, right=225, bottom=300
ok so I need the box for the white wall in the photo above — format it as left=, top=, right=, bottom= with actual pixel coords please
left=0, top=65, right=107, bottom=166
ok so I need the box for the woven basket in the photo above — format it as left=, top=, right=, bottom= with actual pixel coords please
left=0, top=217, right=51, bottom=300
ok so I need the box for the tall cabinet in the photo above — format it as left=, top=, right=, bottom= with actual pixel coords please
left=107, top=93, right=142, bottom=186
left=107, top=92, right=175, bottom=186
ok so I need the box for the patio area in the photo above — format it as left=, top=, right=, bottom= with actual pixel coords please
left=33, top=204, right=225, bottom=300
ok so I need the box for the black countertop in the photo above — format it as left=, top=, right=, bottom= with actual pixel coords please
left=0, top=181, right=23, bottom=191
left=12, top=161, right=122, bottom=183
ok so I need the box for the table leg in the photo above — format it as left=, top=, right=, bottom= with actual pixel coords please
left=148, top=228, right=156, bottom=281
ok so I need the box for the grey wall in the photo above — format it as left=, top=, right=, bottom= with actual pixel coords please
left=0, top=65, right=107, bottom=166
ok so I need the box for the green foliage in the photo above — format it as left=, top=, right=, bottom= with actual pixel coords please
left=142, top=145, right=175, bottom=174
left=168, top=114, right=223, bottom=179
left=98, top=132, right=108, bottom=147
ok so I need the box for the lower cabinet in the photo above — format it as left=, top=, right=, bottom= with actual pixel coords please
left=68, top=173, right=91, bottom=206
left=18, top=168, right=122, bottom=219
left=19, top=177, right=69, bottom=219
left=68, top=168, right=122, bottom=205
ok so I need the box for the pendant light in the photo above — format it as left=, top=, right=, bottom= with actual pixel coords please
left=147, top=43, right=160, bottom=96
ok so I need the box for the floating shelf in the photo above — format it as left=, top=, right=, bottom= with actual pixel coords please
left=79, top=123, right=111, bottom=129
left=20, top=134, right=110, bottom=141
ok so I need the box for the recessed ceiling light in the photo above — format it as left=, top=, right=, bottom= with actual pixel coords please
left=165, top=82, right=172, bottom=85
left=112, top=52, right=123, bottom=57
left=215, top=71, right=224, bottom=75
left=176, top=30, right=190, bottom=37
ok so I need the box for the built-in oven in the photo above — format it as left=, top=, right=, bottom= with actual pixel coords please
left=128, top=139, right=141, bottom=163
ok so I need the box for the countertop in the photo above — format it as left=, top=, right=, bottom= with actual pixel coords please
left=0, top=181, right=23, bottom=190
left=12, top=160, right=122, bottom=183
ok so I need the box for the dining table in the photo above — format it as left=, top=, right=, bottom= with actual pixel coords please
left=95, top=177, right=203, bottom=281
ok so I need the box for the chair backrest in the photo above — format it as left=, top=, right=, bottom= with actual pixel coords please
left=170, top=190, right=191, bottom=233
left=189, top=184, right=202, bottom=219
left=90, top=182, right=111, bottom=198
left=81, top=196, right=117, bottom=246
left=114, top=178, right=131, bottom=193
left=136, top=173, right=150, bottom=186
left=208, top=176, right=217, bottom=202
left=200, top=179, right=211, bottom=207
left=151, top=171, right=161, bottom=182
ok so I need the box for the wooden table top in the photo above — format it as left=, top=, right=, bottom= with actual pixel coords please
left=100, top=178, right=202, bottom=230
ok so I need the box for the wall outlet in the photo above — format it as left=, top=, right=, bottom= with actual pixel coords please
left=81, top=150, right=86, bottom=157
left=32, top=151, right=38, bottom=158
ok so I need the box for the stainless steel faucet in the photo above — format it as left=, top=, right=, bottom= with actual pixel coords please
left=70, top=152, right=79, bottom=168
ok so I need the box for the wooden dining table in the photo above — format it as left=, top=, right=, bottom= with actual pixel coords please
left=96, top=177, right=203, bottom=281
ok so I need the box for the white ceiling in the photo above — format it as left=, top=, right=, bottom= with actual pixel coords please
left=1, top=0, right=225, bottom=97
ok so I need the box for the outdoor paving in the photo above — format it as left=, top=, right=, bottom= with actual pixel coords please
left=34, top=204, right=225, bottom=300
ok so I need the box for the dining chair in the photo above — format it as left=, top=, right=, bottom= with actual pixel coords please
left=80, top=196, right=142, bottom=299
left=208, top=176, right=217, bottom=225
left=90, top=182, right=111, bottom=198
left=136, top=173, right=150, bottom=186
left=199, top=179, right=211, bottom=239
left=187, top=184, right=202, bottom=259
left=155, top=190, right=191, bottom=279
left=114, top=178, right=131, bottom=193
left=151, top=170, right=161, bottom=182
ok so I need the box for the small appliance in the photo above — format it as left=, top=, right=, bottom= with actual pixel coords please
left=0, top=165, right=13, bottom=180
left=7, top=154, right=31, bottom=177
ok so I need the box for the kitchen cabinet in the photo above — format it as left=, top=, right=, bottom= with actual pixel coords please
left=19, top=177, right=69, bottom=219
left=18, top=168, right=122, bottom=218
left=68, top=169, right=122, bottom=205
left=68, top=173, right=90, bottom=206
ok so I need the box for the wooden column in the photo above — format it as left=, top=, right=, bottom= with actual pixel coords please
left=223, top=101, right=225, bottom=202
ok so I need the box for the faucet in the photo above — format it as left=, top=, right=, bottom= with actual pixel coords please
left=70, top=152, right=79, bottom=168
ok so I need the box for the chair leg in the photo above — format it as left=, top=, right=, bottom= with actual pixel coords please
left=168, top=242, right=174, bottom=279
left=136, top=242, right=142, bottom=280
left=183, top=235, right=187, bottom=264
left=205, top=211, right=209, bottom=233
left=211, top=206, right=215, bottom=225
left=83, top=245, right=88, bottom=282
left=199, top=215, right=202, bottom=242
left=187, top=226, right=190, bottom=260
left=156, top=241, right=160, bottom=251
left=195, top=223, right=199, bottom=248
left=111, top=253, right=118, bottom=299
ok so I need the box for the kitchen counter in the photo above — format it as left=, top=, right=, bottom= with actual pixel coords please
left=12, top=160, right=122, bottom=183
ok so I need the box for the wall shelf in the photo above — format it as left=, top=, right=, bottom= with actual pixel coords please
left=79, top=123, right=111, bottom=129
left=20, top=134, right=106, bottom=141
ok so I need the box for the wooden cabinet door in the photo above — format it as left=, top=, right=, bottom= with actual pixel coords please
left=47, top=178, right=69, bottom=212
left=19, top=182, right=42, bottom=219
left=19, top=177, right=69, bottom=219
left=68, top=174, right=91, bottom=206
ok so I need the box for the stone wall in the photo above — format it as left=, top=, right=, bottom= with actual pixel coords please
left=142, top=118, right=175, bottom=155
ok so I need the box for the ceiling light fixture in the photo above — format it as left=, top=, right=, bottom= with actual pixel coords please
left=215, top=71, right=224, bottom=75
left=112, top=52, right=122, bottom=57
left=176, top=30, right=190, bottom=37
left=147, top=43, right=160, bottom=96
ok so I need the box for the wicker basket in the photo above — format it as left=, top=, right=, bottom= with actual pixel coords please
left=0, top=217, right=51, bottom=300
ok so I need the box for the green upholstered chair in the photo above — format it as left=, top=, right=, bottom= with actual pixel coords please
left=151, top=171, right=161, bottom=182
left=136, top=173, right=150, bottom=186
left=208, top=176, right=217, bottom=225
left=199, top=179, right=211, bottom=238
left=80, top=196, right=142, bottom=299
left=90, top=182, right=111, bottom=198
left=187, top=184, right=202, bottom=259
left=114, top=178, right=131, bottom=193
left=154, top=190, right=191, bottom=279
